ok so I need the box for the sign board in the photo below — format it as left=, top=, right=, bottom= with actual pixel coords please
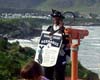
left=34, top=31, right=62, bottom=67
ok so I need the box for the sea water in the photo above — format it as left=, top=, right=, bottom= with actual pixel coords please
left=9, top=26, right=100, bottom=78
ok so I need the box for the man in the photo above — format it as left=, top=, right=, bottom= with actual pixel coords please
left=44, top=9, right=71, bottom=80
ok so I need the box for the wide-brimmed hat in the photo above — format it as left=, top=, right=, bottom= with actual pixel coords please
left=51, top=9, right=65, bottom=19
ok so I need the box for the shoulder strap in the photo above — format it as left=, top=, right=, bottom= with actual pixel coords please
left=47, top=26, right=54, bottom=32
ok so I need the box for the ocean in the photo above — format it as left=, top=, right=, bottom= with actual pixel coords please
left=77, top=26, right=100, bottom=78
left=9, top=26, right=100, bottom=78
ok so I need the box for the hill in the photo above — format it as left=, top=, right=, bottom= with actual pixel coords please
left=36, top=0, right=100, bottom=14
left=0, top=18, right=43, bottom=39
left=0, top=0, right=45, bottom=9
left=0, top=0, right=100, bottom=14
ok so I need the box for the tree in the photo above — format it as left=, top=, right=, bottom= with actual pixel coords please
left=0, top=37, right=36, bottom=80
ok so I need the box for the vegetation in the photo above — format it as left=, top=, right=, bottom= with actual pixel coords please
left=65, top=62, right=99, bottom=80
left=0, top=0, right=100, bottom=14
left=0, top=18, right=44, bottom=38
left=0, top=37, right=36, bottom=80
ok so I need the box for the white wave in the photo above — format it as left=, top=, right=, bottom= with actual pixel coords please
left=8, top=38, right=38, bottom=49
left=84, top=37, right=100, bottom=40
left=78, top=54, right=99, bottom=57
left=42, top=25, right=49, bottom=30
left=8, top=39, right=31, bottom=43
left=90, top=43, right=100, bottom=46
left=88, top=67, right=100, bottom=70
left=31, top=37, right=40, bottom=42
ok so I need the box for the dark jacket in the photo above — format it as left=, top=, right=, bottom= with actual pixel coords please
left=47, top=25, right=70, bottom=57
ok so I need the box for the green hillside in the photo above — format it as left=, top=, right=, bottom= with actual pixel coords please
left=36, top=0, right=100, bottom=14
left=0, top=0, right=100, bottom=14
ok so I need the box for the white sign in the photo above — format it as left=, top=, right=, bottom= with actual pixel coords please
left=34, top=31, right=62, bottom=67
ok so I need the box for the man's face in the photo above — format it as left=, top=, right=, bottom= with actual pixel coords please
left=52, top=17, right=61, bottom=25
